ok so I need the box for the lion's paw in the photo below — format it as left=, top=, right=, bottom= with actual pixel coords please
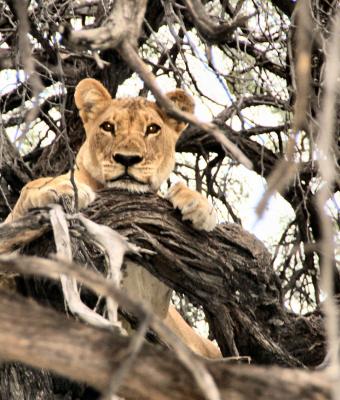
left=26, top=181, right=96, bottom=211
left=166, top=182, right=217, bottom=232
left=5, top=179, right=96, bottom=223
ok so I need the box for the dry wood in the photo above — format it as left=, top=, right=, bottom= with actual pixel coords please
left=0, top=249, right=222, bottom=400
left=0, top=189, right=325, bottom=367
left=50, top=204, right=123, bottom=329
left=82, top=189, right=325, bottom=367
left=0, top=289, right=331, bottom=400
left=0, top=209, right=49, bottom=253
left=183, top=0, right=251, bottom=43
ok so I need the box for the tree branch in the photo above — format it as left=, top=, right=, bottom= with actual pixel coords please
left=0, top=289, right=331, bottom=400
left=182, top=0, right=251, bottom=44
left=2, top=189, right=325, bottom=367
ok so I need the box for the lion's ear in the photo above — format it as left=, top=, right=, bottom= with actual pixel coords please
left=165, top=89, right=195, bottom=134
left=74, top=78, right=112, bottom=123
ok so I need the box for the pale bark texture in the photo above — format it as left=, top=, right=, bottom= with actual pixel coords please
left=0, top=289, right=331, bottom=400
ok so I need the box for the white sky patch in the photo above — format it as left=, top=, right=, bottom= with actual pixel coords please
left=116, top=73, right=144, bottom=97
left=243, top=178, right=295, bottom=243
left=217, top=165, right=295, bottom=244
left=0, top=69, right=25, bottom=95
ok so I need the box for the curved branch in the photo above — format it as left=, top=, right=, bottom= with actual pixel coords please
left=4, top=189, right=325, bottom=367
left=183, top=0, right=251, bottom=44
left=0, top=289, right=331, bottom=400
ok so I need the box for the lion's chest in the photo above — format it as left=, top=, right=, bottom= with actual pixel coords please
left=122, top=260, right=172, bottom=319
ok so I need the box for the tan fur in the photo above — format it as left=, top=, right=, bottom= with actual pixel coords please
left=5, top=78, right=220, bottom=358
left=165, top=306, right=222, bottom=359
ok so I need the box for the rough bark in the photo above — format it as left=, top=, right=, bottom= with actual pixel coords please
left=86, top=190, right=325, bottom=367
left=2, top=189, right=325, bottom=368
left=0, top=289, right=331, bottom=400
left=0, top=363, right=54, bottom=400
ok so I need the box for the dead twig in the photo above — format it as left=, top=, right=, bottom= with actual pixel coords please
left=50, top=204, right=120, bottom=329
left=183, top=0, right=253, bottom=44
left=10, top=0, right=44, bottom=141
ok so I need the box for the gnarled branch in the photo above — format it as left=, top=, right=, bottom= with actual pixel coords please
left=1, top=189, right=325, bottom=367
left=0, top=289, right=331, bottom=400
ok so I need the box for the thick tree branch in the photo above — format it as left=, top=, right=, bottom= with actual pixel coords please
left=0, top=289, right=331, bottom=400
left=2, top=190, right=325, bottom=367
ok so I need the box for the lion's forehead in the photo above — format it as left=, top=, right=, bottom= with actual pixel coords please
left=101, top=98, right=164, bottom=126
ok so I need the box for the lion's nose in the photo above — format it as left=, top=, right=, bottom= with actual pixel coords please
left=113, top=153, right=143, bottom=167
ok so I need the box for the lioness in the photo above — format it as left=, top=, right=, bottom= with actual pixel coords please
left=6, top=78, right=221, bottom=358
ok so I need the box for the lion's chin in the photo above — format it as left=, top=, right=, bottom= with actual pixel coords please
left=106, top=179, right=152, bottom=193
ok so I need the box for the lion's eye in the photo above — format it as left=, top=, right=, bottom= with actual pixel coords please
left=100, top=122, right=115, bottom=133
left=145, top=123, right=161, bottom=135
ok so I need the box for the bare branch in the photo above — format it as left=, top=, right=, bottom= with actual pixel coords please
left=6, top=0, right=44, bottom=139
left=0, top=252, right=221, bottom=400
left=183, top=0, right=252, bottom=44
left=0, top=287, right=332, bottom=400
left=66, top=0, right=147, bottom=50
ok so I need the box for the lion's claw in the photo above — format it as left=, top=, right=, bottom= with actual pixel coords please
left=166, top=182, right=217, bottom=232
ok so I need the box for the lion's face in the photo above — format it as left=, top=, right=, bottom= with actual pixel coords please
left=74, top=79, right=194, bottom=192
